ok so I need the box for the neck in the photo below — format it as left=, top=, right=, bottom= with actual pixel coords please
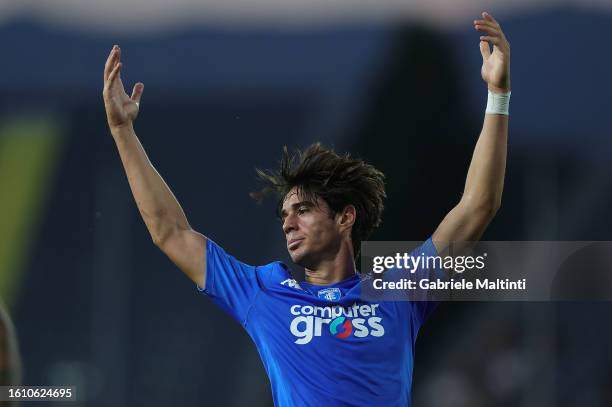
left=304, top=242, right=355, bottom=285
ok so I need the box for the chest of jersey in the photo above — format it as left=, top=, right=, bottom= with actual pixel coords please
left=240, top=272, right=420, bottom=406
left=246, top=283, right=413, bottom=357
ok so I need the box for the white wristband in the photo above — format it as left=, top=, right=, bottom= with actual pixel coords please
left=485, top=90, right=511, bottom=115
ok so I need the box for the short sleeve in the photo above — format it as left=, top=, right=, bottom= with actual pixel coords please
left=197, top=238, right=261, bottom=326
left=408, top=237, right=441, bottom=327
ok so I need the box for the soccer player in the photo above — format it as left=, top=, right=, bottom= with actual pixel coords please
left=102, top=11, right=510, bottom=406
left=0, top=298, right=21, bottom=390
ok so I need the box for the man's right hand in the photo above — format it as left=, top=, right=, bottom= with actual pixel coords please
left=103, top=45, right=144, bottom=131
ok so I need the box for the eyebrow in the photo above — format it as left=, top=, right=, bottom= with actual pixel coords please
left=280, top=201, right=315, bottom=219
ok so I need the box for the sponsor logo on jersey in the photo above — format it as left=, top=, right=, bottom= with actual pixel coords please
left=289, top=303, right=385, bottom=344
left=281, top=278, right=304, bottom=291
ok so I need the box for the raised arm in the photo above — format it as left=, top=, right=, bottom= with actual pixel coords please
left=102, top=45, right=206, bottom=287
left=432, top=12, right=510, bottom=253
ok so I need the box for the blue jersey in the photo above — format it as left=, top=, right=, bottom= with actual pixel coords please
left=198, top=238, right=438, bottom=407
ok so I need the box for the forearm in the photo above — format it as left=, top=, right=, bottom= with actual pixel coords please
left=432, top=12, right=510, bottom=248
left=462, top=110, right=508, bottom=211
left=111, top=123, right=191, bottom=245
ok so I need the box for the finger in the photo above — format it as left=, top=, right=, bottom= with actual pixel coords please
left=479, top=40, right=491, bottom=60
left=480, top=36, right=503, bottom=47
left=130, top=82, right=144, bottom=104
left=106, top=62, right=122, bottom=88
left=474, top=19, right=496, bottom=28
left=104, top=45, right=119, bottom=80
left=482, top=12, right=499, bottom=25
left=474, top=22, right=499, bottom=31
left=475, top=24, right=500, bottom=36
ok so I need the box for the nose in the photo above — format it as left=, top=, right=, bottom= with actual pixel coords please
left=283, top=213, right=297, bottom=235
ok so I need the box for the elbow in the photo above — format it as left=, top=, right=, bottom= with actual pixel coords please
left=492, top=198, right=502, bottom=215
left=486, top=202, right=501, bottom=223
left=485, top=195, right=502, bottom=217
left=460, top=194, right=502, bottom=222
left=491, top=192, right=503, bottom=214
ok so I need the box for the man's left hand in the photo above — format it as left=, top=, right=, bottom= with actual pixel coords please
left=474, top=12, right=511, bottom=94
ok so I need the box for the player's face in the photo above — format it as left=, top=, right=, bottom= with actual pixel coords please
left=281, top=188, right=342, bottom=268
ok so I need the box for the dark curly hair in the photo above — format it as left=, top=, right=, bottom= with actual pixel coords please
left=252, top=143, right=386, bottom=258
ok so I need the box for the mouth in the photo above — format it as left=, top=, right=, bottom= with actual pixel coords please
left=287, top=238, right=304, bottom=250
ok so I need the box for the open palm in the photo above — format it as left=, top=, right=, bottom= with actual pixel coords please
left=474, top=12, right=511, bottom=93
left=103, top=45, right=144, bottom=129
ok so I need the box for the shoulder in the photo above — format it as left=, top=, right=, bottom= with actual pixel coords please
left=256, top=261, right=293, bottom=289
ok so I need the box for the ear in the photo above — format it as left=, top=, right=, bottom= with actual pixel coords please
left=336, top=205, right=356, bottom=232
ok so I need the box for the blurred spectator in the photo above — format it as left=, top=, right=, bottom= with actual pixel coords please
left=0, top=299, right=20, bottom=386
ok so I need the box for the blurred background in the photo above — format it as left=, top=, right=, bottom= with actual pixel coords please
left=1, top=0, right=611, bottom=406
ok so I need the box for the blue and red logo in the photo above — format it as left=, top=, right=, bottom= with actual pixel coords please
left=329, top=316, right=353, bottom=339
